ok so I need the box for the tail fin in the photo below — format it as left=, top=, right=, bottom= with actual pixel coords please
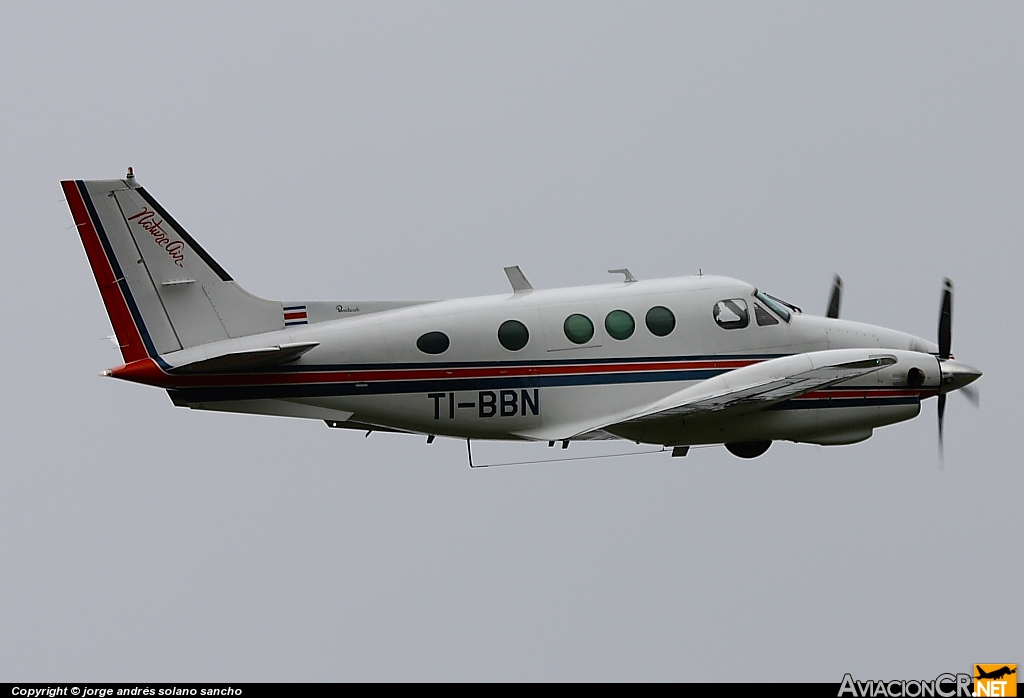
left=63, top=174, right=284, bottom=362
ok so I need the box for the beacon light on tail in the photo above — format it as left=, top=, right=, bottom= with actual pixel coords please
left=65, top=170, right=981, bottom=459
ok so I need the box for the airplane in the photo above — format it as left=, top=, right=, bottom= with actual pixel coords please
left=62, top=169, right=982, bottom=460
left=975, top=666, right=1016, bottom=681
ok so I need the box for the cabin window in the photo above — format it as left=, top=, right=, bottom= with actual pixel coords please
left=645, top=306, right=676, bottom=337
left=498, top=320, right=530, bottom=351
left=713, top=299, right=749, bottom=329
left=754, top=304, right=779, bottom=326
left=564, top=314, right=595, bottom=344
left=416, top=331, right=450, bottom=354
left=605, top=310, right=635, bottom=340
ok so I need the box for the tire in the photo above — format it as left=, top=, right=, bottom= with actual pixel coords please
left=725, top=440, right=772, bottom=459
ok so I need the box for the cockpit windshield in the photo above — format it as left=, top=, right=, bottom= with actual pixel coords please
left=753, top=290, right=797, bottom=323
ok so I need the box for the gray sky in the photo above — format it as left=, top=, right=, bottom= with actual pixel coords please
left=1, top=2, right=1020, bottom=681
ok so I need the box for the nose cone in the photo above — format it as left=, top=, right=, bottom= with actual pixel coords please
left=939, top=359, right=982, bottom=394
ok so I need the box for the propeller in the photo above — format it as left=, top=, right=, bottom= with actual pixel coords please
left=937, top=278, right=952, bottom=455
left=938, top=278, right=953, bottom=360
left=821, top=275, right=978, bottom=460
left=826, top=275, right=843, bottom=319
left=960, top=384, right=980, bottom=408
left=935, top=278, right=982, bottom=459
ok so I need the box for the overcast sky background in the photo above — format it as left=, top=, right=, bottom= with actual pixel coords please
left=1, top=2, right=1020, bottom=682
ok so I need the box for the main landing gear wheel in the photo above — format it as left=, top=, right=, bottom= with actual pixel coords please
left=725, top=440, right=772, bottom=459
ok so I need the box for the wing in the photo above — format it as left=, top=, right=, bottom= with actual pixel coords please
left=514, top=349, right=897, bottom=442
left=622, top=352, right=896, bottom=424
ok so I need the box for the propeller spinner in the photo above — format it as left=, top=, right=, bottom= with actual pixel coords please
left=935, top=278, right=982, bottom=455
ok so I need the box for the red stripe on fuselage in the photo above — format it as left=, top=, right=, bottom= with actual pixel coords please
left=108, top=356, right=937, bottom=407
left=63, top=181, right=149, bottom=363
left=110, top=357, right=761, bottom=389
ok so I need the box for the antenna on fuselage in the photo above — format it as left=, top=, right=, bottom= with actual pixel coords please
left=504, top=266, right=533, bottom=293
left=608, top=268, right=637, bottom=283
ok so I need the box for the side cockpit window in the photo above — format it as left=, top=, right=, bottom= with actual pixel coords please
left=713, top=299, right=749, bottom=329
left=754, top=304, right=779, bottom=326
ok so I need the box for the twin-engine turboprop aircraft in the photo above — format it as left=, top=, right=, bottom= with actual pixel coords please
left=63, top=170, right=981, bottom=459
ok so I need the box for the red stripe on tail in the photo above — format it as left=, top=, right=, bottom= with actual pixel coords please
left=62, top=180, right=149, bottom=363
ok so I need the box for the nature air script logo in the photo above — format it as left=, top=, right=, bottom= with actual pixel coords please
left=974, top=665, right=1017, bottom=697
left=127, top=207, right=185, bottom=268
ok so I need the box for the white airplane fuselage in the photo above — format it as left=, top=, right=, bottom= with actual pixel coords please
left=154, top=275, right=940, bottom=447
left=64, top=174, right=979, bottom=455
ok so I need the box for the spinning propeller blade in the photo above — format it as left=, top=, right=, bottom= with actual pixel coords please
left=937, top=393, right=947, bottom=458
left=826, top=275, right=843, bottom=319
left=938, top=278, right=953, bottom=360
left=934, top=278, right=981, bottom=457
left=960, top=384, right=980, bottom=408
left=937, top=278, right=952, bottom=455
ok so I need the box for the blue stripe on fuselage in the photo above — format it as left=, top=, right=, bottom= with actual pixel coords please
left=258, top=353, right=788, bottom=373
left=168, top=366, right=923, bottom=412
left=170, top=367, right=725, bottom=402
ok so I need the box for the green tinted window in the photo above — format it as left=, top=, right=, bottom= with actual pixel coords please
left=563, top=314, right=595, bottom=344
left=754, top=304, right=779, bottom=326
left=416, top=331, right=450, bottom=354
left=754, top=290, right=792, bottom=322
left=604, top=310, right=635, bottom=340
left=645, top=306, right=676, bottom=337
left=498, top=320, right=530, bottom=351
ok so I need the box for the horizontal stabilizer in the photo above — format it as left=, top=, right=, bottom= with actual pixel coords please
left=169, top=342, right=319, bottom=374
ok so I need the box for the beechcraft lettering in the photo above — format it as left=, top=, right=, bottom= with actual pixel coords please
left=64, top=170, right=981, bottom=460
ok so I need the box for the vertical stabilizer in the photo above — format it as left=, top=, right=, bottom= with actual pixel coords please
left=63, top=175, right=284, bottom=362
